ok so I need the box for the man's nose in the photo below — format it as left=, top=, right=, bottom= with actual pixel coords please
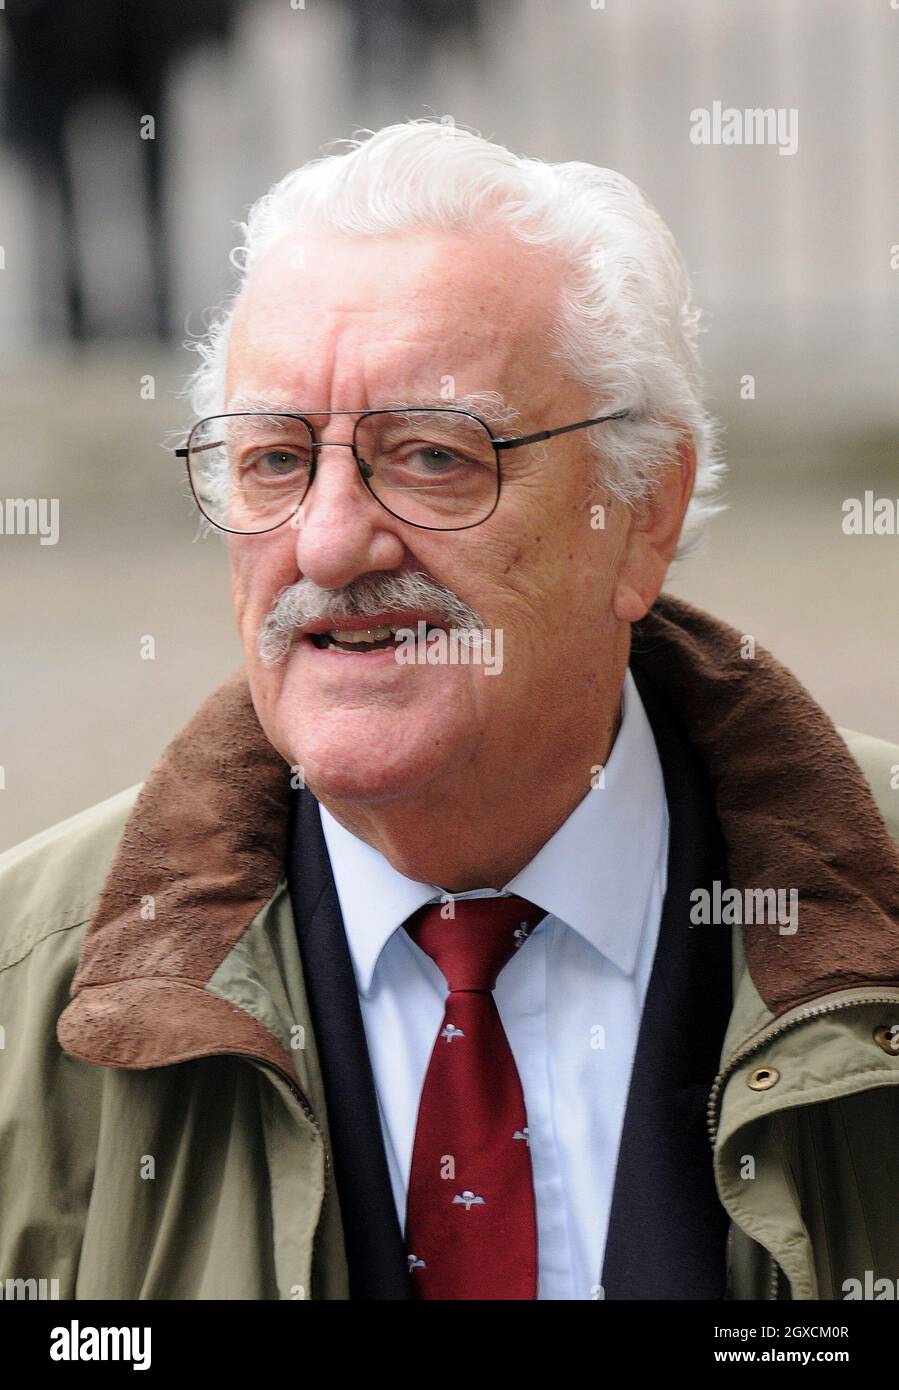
left=311, top=440, right=374, bottom=478
left=294, top=439, right=406, bottom=588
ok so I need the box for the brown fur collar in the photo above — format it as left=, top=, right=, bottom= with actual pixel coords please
left=58, top=594, right=899, bottom=1079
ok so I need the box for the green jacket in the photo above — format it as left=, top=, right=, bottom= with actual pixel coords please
left=1, top=596, right=898, bottom=1300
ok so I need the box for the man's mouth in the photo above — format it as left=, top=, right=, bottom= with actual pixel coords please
left=308, top=622, right=444, bottom=655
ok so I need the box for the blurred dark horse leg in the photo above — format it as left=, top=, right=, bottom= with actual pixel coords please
left=2, top=0, right=239, bottom=342
left=135, top=80, right=171, bottom=343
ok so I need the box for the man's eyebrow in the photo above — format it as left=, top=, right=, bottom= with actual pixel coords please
left=224, top=392, right=305, bottom=415
left=223, top=390, right=523, bottom=432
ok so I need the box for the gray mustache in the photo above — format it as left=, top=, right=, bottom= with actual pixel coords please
left=257, top=571, right=485, bottom=666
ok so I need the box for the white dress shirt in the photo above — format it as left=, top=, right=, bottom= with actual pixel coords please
left=318, top=669, right=669, bottom=1300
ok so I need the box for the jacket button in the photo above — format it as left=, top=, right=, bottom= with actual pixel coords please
left=873, top=1025, right=899, bottom=1056
left=747, top=1066, right=780, bottom=1090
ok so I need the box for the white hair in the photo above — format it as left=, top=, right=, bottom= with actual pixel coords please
left=182, top=118, right=725, bottom=558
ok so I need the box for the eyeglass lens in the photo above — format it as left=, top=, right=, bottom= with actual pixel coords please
left=187, top=410, right=499, bottom=533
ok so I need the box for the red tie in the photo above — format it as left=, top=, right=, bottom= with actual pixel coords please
left=403, top=895, right=546, bottom=1300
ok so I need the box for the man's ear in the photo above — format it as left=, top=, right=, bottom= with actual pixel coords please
left=612, top=435, right=696, bottom=624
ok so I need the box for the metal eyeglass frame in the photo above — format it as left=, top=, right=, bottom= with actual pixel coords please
left=175, top=404, right=632, bottom=535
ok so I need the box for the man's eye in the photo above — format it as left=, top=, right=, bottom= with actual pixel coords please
left=406, top=446, right=468, bottom=474
left=247, top=449, right=305, bottom=479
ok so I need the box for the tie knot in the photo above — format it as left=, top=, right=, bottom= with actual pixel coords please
left=405, top=895, right=546, bottom=992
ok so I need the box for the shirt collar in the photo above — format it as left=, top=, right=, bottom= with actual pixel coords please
left=318, top=668, right=668, bottom=997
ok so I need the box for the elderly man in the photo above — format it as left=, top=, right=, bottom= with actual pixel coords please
left=2, top=120, right=898, bottom=1303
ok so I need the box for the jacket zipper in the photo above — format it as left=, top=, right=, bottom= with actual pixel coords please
left=240, top=1053, right=334, bottom=1286
left=711, top=986, right=899, bottom=1300
left=707, top=985, right=899, bottom=1144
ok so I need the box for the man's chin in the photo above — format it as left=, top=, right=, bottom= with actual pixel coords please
left=299, top=761, right=438, bottom=808
left=282, top=733, right=451, bottom=808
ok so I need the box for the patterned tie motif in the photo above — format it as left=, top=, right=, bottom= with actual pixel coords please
left=403, top=895, right=546, bottom=1300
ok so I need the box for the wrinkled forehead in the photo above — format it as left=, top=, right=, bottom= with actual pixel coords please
left=226, top=226, right=567, bottom=410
